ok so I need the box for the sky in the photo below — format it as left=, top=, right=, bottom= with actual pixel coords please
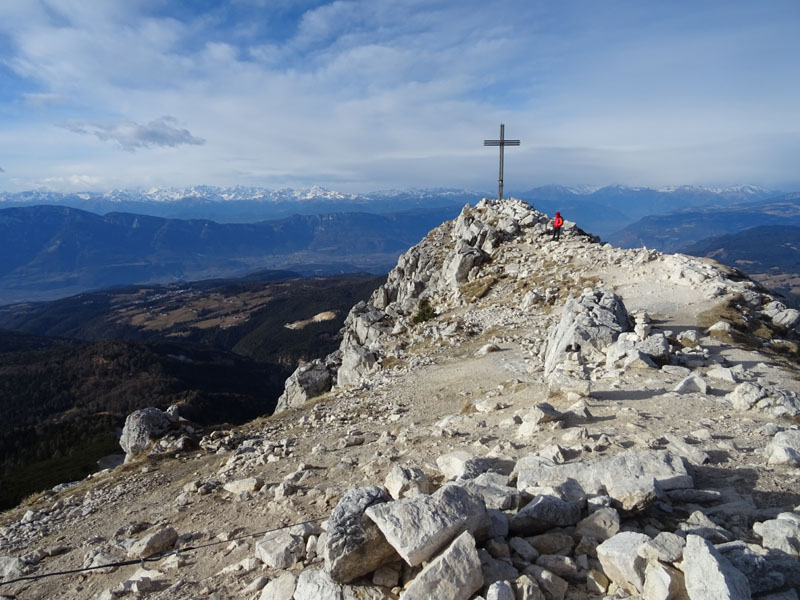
left=1, top=0, right=799, bottom=194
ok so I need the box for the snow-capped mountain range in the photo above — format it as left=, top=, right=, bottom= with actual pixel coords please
left=0, top=184, right=786, bottom=239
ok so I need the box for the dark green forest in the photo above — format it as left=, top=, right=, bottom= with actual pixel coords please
left=0, top=273, right=384, bottom=509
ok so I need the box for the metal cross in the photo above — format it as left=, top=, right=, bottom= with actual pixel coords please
left=483, top=123, right=520, bottom=201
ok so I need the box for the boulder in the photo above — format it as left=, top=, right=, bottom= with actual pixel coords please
left=683, top=534, right=751, bottom=599
left=718, top=541, right=789, bottom=595
left=674, top=374, right=708, bottom=395
left=643, top=562, right=687, bottom=600
left=223, top=477, right=263, bottom=495
left=259, top=572, right=297, bottom=600
left=753, top=513, right=800, bottom=557
left=486, top=580, right=516, bottom=600
left=275, top=360, right=335, bottom=413
left=402, top=532, right=483, bottom=600
left=637, top=531, right=686, bottom=563
left=515, top=450, right=691, bottom=511
left=596, top=531, right=650, bottom=594
left=337, top=345, right=378, bottom=387
left=384, top=465, right=430, bottom=499
left=512, top=574, right=545, bottom=600
left=120, top=408, right=173, bottom=459
left=728, top=382, right=766, bottom=411
left=127, top=526, right=178, bottom=559
left=293, top=569, right=342, bottom=600
left=443, top=240, right=486, bottom=286
left=544, top=289, right=628, bottom=376
left=365, top=483, right=488, bottom=566
left=255, top=530, right=305, bottom=569
left=509, top=495, right=581, bottom=535
left=0, top=556, right=23, bottom=581
left=323, top=486, right=398, bottom=583
left=765, top=430, right=800, bottom=467
left=574, top=507, right=620, bottom=541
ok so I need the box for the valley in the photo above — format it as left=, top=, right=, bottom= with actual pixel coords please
left=0, top=272, right=384, bottom=509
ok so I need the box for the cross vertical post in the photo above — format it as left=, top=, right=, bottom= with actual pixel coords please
left=483, top=123, right=520, bottom=201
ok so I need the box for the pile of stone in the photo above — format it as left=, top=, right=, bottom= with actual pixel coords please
left=244, top=448, right=800, bottom=599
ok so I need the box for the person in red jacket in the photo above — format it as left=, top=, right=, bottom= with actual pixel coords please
left=552, top=211, right=564, bottom=241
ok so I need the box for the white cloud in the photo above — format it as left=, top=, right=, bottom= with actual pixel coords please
left=0, top=1, right=799, bottom=192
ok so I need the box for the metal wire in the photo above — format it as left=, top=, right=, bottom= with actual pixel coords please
left=0, top=515, right=327, bottom=588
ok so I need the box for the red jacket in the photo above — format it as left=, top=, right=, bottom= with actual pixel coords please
left=553, top=215, right=563, bottom=228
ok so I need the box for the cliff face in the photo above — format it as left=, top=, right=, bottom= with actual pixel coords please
left=2, top=198, right=800, bottom=599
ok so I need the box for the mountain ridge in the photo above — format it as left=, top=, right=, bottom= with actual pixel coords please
left=2, top=199, right=800, bottom=598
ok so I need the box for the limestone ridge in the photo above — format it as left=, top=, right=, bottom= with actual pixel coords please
left=277, top=198, right=566, bottom=411
left=278, top=197, right=800, bottom=414
left=4, top=197, right=800, bottom=599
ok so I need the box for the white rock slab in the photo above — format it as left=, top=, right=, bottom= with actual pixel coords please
left=596, top=531, right=650, bottom=594
left=365, top=483, right=488, bottom=566
left=402, top=532, right=483, bottom=600
left=683, top=534, right=751, bottom=599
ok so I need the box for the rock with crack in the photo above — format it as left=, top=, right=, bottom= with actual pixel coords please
left=337, top=345, right=378, bottom=387
left=515, top=450, right=692, bottom=512
left=323, top=486, right=399, bottom=583
left=275, top=359, right=336, bottom=413
left=255, top=530, right=305, bottom=569
left=443, top=240, right=487, bottom=288
left=682, top=534, right=752, bottom=599
left=544, top=288, right=629, bottom=377
left=509, top=494, right=581, bottom=535
left=365, top=483, right=489, bottom=566
left=597, top=531, right=650, bottom=595
left=753, top=513, right=800, bottom=557
left=383, top=464, right=430, bottom=499
left=401, top=531, right=483, bottom=600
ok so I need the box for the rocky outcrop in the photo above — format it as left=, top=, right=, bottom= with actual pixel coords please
left=275, top=357, right=338, bottom=412
left=544, top=288, right=629, bottom=377
left=119, top=407, right=175, bottom=460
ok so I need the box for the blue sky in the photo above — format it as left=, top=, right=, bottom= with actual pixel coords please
left=1, top=0, right=798, bottom=193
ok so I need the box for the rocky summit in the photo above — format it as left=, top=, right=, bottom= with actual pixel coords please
left=2, top=198, right=800, bottom=600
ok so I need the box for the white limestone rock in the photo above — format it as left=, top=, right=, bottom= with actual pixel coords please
left=643, top=561, right=687, bottom=600
left=509, top=494, right=581, bottom=535
left=574, top=507, right=620, bottom=541
left=515, top=449, right=692, bottom=511
left=323, top=486, right=398, bottom=583
left=259, top=572, right=297, bottom=600
left=223, top=477, right=263, bottom=495
left=674, top=374, right=708, bottom=395
left=365, top=483, right=488, bottom=566
left=753, top=513, right=800, bottom=557
left=596, top=531, right=650, bottom=595
left=384, top=464, right=430, bottom=499
left=293, top=568, right=342, bottom=600
left=544, top=288, right=629, bottom=376
left=275, top=360, right=335, bottom=413
left=683, top=534, right=751, bottom=599
left=402, top=531, right=483, bottom=600
left=120, top=407, right=174, bottom=460
left=765, top=430, right=800, bottom=467
left=728, top=382, right=766, bottom=411
left=337, top=345, right=378, bottom=387
left=127, top=526, right=178, bottom=559
left=255, top=530, right=305, bottom=569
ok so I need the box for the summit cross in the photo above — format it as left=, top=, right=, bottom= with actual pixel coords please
left=483, top=123, right=520, bottom=202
